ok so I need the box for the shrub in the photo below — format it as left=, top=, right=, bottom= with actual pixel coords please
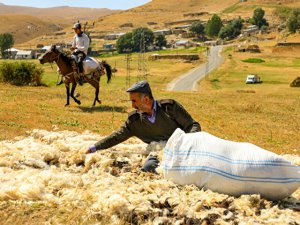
left=0, top=61, right=44, bottom=86
left=241, top=58, right=265, bottom=63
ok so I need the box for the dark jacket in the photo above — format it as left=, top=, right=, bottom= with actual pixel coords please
left=94, top=99, right=201, bottom=151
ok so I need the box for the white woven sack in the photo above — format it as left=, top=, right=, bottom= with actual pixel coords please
left=83, top=57, right=100, bottom=74
left=162, top=129, right=300, bottom=200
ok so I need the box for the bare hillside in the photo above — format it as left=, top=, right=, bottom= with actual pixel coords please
left=0, top=3, right=120, bottom=24
left=0, top=14, right=63, bottom=44
left=0, top=3, right=119, bottom=44
left=15, top=0, right=300, bottom=47
left=91, top=0, right=238, bottom=32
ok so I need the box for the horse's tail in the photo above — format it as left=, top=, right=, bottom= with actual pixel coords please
left=102, top=61, right=112, bottom=83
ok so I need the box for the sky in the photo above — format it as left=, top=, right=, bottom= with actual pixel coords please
left=0, top=0, right=151, bottom=10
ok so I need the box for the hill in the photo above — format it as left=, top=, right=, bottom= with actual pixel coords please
left=0, top=3, right=119, bottom=44
left=0, top=14, right=64, bottom=44
left=12, top=0, right=300, bottom=47
left=0, top=3, right=120, bottom=24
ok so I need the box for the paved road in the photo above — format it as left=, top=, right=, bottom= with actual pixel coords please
left=167, top=45, right=224, bottom=91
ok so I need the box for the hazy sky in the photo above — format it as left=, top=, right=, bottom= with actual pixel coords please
left=0, top=0, right=151, bottom=10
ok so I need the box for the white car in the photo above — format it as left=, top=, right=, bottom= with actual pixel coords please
left=246, top=74, right=260, bottom=84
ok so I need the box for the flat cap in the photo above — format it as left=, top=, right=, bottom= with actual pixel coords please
left=127, top=80, right=153, bottom=97
left=72, top=22, right=81, bottom=29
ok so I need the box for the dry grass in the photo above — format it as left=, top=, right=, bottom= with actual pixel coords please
left=0, top=43, right=299, bottom=155
left=0, top=48, right=205, bottom=140
left=0, top=42, right=299, bottom=225
left=198, top=43, right=300, bottom=154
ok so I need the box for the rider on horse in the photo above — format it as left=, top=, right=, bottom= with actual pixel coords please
left=70, top=22, right=90, bottom=85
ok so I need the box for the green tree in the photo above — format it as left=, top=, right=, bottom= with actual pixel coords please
left=287, top=9, right=300, bottom=33
left=116, top=32, right=133, bottom=53
left=0, top=33, right=14, bottom=58
left=154, top=34, right=167, bottom=49
left=190, top=22, right=205, bottom=38
left=205, top=14, right=223, bottom=37
left=219, top=17, right=243, bottom=40
left=132, top=27, right=154, bottom=52
left=251, top=8, right=268, bottom=28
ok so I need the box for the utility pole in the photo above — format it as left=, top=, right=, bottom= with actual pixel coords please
left=124, top=48, right=132, bottom=88
left=137, top=31, right=149, bottom=81
left=205, top=46, right=210, bottom=80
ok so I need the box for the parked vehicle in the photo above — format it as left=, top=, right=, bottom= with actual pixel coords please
left=246, top=74, right=260, bottom=84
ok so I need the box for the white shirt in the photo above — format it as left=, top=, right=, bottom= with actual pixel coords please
left=72, top=33, right=90, bottom=55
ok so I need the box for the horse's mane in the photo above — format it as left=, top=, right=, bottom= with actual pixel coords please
left=56, top=49, right=73, bottom=66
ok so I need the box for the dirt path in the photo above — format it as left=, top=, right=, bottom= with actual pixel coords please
left=167, top=45, right=224, bottom=91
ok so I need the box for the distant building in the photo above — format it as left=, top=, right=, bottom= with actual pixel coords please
left=172, top=29, right=187, bottom=35
left=204, top=40, right=222, bottom=46
left=174, top=40, right=194, bottom=48
left=15, top=50, right=34, bottom=59
left=154, top=29, right=172, bottom=36
left=103, top=43, right=115, bottom=50
left=242, top=25, right=259, bottom=36
left=4, top=48, right=19, bottom=59
left=41, top=46, right=51, bottom=52
left=104, top=33, right=126, bottom=40
left=174, top=24, right=192, bottom=29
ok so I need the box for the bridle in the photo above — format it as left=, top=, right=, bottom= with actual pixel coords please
left=48, top=52, right=61, bottom=63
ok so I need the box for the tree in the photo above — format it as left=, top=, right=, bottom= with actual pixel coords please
left=287, top=9, right=300, bottom=33
left=190, top=22, right=205, bottom=38
left=205, top=14, right=223, bottom=37
left=0, top=33, right=14, bottom=58
left=154, top=34, right=167, bottom=49
left=116, top=32, right=133, bottom=53
left=251, top=8, right=268, bottom=28
left=132, top=27, right=154, bottom=52
left=219, top=17, right=243, bottom=40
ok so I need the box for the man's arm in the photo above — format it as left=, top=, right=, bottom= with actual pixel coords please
left=87, top=121, right=133, bottom=154
left=172, top=100, right=201, bottom=133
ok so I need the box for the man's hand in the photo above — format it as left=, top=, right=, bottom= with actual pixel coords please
left=86, top=149, right=92, bottom=154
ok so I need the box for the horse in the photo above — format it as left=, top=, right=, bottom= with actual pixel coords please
left=39, top=45, right=112, bottom=107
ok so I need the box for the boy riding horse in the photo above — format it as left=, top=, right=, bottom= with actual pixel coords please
left=70, top=22, right=90, bottom=86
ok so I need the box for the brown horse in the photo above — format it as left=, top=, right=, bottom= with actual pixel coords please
left=39, top=45, right=112, bottom=106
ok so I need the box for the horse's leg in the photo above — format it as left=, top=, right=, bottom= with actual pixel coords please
left=65, top=84, right=70, bottom=107
left=70, top=82, right=81, bottom=105
left=88, top=78, right=101, bottom=107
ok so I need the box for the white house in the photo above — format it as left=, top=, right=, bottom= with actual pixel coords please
left=4, top=48, right=19, bottom=59
left=174, top=40, right=193, bottom=48
left=104, top=33, right=126, bottom=40
left=15, top=51, right=33, bottom=59
left=154, top=29, right=172, bottom=36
